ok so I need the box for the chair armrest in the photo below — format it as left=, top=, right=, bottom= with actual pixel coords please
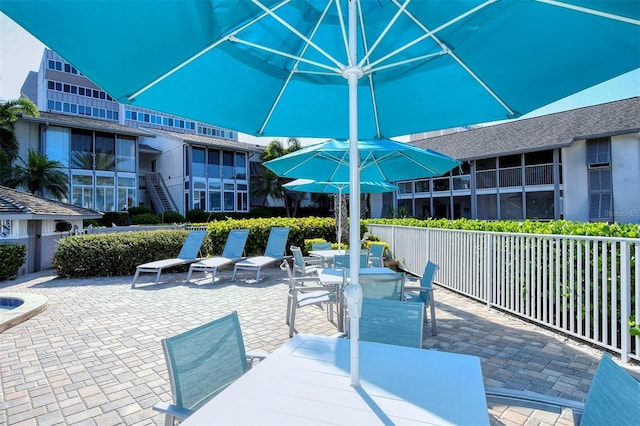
left=246, top=350, right=268, bottom=368
left=485, top=386, right=585, bottom=421
left=403, top=285, right=433, bottom=291
left=153, top=402, right=193, bottom=420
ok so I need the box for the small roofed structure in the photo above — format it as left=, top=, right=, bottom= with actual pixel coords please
left=0, top=186, right=102, bottom=275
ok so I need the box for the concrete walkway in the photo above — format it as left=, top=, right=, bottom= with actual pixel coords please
left=1, top=266, right=638, bottom=425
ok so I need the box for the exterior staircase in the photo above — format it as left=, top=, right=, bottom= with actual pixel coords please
left=145, top=172, right=176, bottom=213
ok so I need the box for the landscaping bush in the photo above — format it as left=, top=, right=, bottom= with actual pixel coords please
left=127, top=206, right=153, bottom=216
left=130, top=213, right=161, bottom=225
left=0, top=244, right=26, bottom=281
left=101, top=211, right=127, bottom=227
left=160, top=211, right=185, bottom=223
left=186, top=209, right=209, bottom=223
left=83, top=219, right=100, bottom=228
left=53, top=230, right=195, bottom=277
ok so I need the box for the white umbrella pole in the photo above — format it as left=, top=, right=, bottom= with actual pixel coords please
left=337, top=189, right=343, bottom=251
left=345, top=0, right=362, bottom=388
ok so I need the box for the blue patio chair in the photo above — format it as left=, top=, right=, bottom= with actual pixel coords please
left=281, top=260, right=336, bottom=338
left=333, top=253, right=369, bottom=269
left=311, top=241, right=332, bottom=251
left=153, top=311, right=265, bottom=424
left=290, top=245, right=323, bottom=278
left=404, top=261, right=439, bottom=335
left=232, top=227, right=290, bottom=282
left=132, top=230, right=207, bottom=288
left=357, top=298, right=424, bottom=348
left=186, top=229, right=249, bottom=284
left=367, top=243, right=386, bottom=267
left=359, top=271, right=405, bottom=300
left=485, top=352, right=640, bottom=425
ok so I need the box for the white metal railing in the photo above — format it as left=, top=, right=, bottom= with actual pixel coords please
left=368, top=224, right=640, bottom=363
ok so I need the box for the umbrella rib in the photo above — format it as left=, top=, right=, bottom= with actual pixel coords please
left=536, top=0, right=640, bottom=25
left=358, top=0, right=412, bottom=68
left=127, top=0, right=292, bottom=101
left=357, top=0, right=383, bottom=139
left=251, top=0, right=346, bottom=69
left=369, top=51, right=445, bottom=73
left=362, top=0, right=495, bottom=71
left=382, top=0, right=516, bottom=117
left=257, top=0, right=335, bottom=135
left=333, top=0, right=351, bottom=66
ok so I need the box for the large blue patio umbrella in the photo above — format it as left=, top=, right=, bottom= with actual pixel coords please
left=4, top=0, right=638, bottom=386
left=283, top=179, right=399, bottom=249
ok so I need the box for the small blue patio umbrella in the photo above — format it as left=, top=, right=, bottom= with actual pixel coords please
left=283, top=179, right=399, bottom=249
left=4, top=0, right=638, bottom=386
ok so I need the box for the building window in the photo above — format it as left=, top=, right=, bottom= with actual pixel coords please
left=587, top=138, right=612, bottom=221
left=0, top=220, right=12, bottom=238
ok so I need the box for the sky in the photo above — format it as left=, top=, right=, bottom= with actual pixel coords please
left=1, top=12, right=639, bottom=146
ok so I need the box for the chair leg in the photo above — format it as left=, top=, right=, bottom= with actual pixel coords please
left=131, top=269, right=140, bottom=288
left=429, top=293, right=437, bottom=336
left=210, top=267, right=217, bottom=285
left=154, top=270, right=162, bottom=285
left=286, top=296, right=292, bottom=325
left=289, top=304, right=297, bottom=338
left=232, top=266, right=238, bottom=281
left=185, top=267, right=193, bottom=284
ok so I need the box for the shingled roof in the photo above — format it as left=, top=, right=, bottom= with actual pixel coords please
left=142, top=128, right=265, bottom=153
left=0, top=186, right=102, bottom=220
left=412, top=97, right=640, bottom=161
left=19, top=111, right=153, bottom=137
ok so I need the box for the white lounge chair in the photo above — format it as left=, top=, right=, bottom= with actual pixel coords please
left=131, top=230, right=207, bottom=288
left=186, top=229, right=249, bottom=284
left=232, top=227, right=290, bottom=282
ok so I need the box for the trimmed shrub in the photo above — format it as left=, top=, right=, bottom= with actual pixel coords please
left=101, top=211, right=127, bottom=227
left=0, top=244, right=26, bottom=281
left=53, top=230, right=194, bottom=277
left=186, top=209, right=209, bottom=223
left=128, top=206, right=153, bottom=216
left=130, top=213, right=161, bottom=225
left=160, top=211, right=185, bottom=223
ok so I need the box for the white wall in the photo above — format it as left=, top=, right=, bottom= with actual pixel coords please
left=140, top=133, right=185, bottom=214
left=611, top=133, right=640, bottom=224
left=561, top=140, right=589, bottom=222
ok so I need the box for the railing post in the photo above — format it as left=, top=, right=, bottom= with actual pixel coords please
left=621, top=242, right=630, bottom=363
left=485, top=233, right=492, bottom=308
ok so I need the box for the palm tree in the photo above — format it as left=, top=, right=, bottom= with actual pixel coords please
left=6, top=149, right=68, bottom=199
left=0, top=98, right=39, bottom=164
left=253, top=138, right=304, bottom=216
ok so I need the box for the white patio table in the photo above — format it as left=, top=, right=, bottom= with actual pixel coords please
left=308, top=249, right=347, bottom=267
left=316, top=267, right=397, bottom=332
left=182, top=334, right=489, bottom=425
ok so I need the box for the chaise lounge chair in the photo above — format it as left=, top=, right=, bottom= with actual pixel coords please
left=131, top=230, right=207, bottom=288
left=186, top=229, right=249, bottom=284
left=232, top=227, right=290, bottom=282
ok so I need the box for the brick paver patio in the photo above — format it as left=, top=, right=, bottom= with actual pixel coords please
left=1, top=265, right=638, bottom=425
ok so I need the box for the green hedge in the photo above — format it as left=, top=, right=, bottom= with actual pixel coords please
left=366, top=218, right=640, bottom=238
left=52, top=217, right=349, bottom=277
left=0, top=244, right=26, bottom=281
left=53, top=230, right=193, bottom=277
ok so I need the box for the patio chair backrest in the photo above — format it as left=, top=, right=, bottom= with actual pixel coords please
left=177, top=230, right=207, bottom=260
left=162, top=311, right=249, bottom=413
left=418, top=261, right=439, bottom=305
left=359, top=298, right=424, bottom=348
left=368, top=243, right=385, bottom=267
left=290, top=245, right=305, bottom=269
left=580, top=353, right=640, bottom=425
left=334, top=253, right=369, bottom=269
left=311, top=242, right=332, bottom=251
left=221, top=229, right=249, bottom=259
left=359, top=272, right=405, bottom=300
left=264, top=227, right=290, bottom=258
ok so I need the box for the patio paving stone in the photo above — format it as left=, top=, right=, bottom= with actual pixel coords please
left=1, top=265, right=639, bottom=425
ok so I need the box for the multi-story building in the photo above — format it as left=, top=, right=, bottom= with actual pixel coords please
left=401, top=97, right=640, bottom=224
left=14, top=48, right=262, bottom=216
